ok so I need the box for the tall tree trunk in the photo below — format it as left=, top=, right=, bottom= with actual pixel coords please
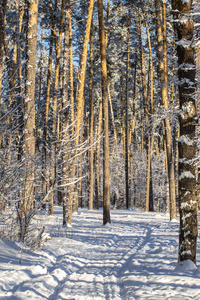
left=0, top=1, right=5, bottom=97
left=137, top=7, right=152, bottom=211
left=63, top=0, right=75, bottom=224
left=36, top=25, right=43, bottom=144
left=75, top=0, right=94, bottom=213
left=162, top=1, right=177, bottom=219
left=49, top=0, right=65, bottom=215
left=130, top=62, right=137, bottom=144
left=77, top=124, right=84, bottom=209
left=125, top=15, right=130, bottom=209
left=119, top=52, right=125, bottom=151
left=98, top=0, right=111, bottom=224
left=108, top=84, right=117, bottom=142
left=57, top=60, right=64, bottom=207
left=42, top=27, right=53, bottom=204
left=66, top=0, right=94, bottom=225
left=156, top=0, right=176, bottom=220
left=0, top=0, right=15, bottom=99
left=62, top=109, right=70, bottom=225
left=62, top=0, right=70, bottom=224
left=23, top=0, right=38, bottom=214
left=67, top=0, right=74, bottom=127
left=172, top=0, right=197, bottom=264
left=94, top=99, right=102, bottom=209
left=144, top=10, right=154, bottom=211
left=17, top=4, right=24, bottom=161
left=88, top=20, right=94, bottom=210
left=75, top=0, right=94, bottom=139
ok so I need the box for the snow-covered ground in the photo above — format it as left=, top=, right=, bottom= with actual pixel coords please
left=0, top=207, right=200, bottom=299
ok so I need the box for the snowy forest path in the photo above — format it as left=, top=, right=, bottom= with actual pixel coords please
left=45, top=211, right=154, bottom=300
left=2, top=208, right=200, bottom=300
left=5, top=210, right=153, bottom=300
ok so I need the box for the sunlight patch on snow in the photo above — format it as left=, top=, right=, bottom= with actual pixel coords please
left=69, top=272, right=103, bottom=283
left=31, top=265, right=47, bottom=275
left=51, top=268, right=66, bottom=281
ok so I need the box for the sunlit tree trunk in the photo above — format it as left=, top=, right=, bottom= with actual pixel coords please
left=88, top=21, right=94, bottom=210
left=75, top=0, right=94, bottom=138
left=162, top=1, right=177, bottom=220
left=66, top=0, right=94, bottom=225
left=23, top=0, right=38, bottom=214
left=64, top=0, right=76, bottom=223
left=98, top=0, right=111, bottom=224
left=156, top=0, right=176, bottom=220
left=75, top=0, right=94, bottom=213
left=172, top=0, right=197, bottom=264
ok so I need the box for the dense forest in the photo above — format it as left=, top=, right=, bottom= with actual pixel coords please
left=0, top=0, right=199, bottom=264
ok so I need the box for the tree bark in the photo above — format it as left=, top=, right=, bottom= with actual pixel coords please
left=156, top=0, right=177, bottom=220
left=16, top=4, right=25, bottom=161
left=137, top=7, right=153, bottom=211
left=172, top=0, right=198, bottom=264
left=36, top=25, right=43, bottom=143
left=98, top=0, right=111, bottom=224
left=125, top=15, right=130, bottom=209
left=145, top=11, right=154, bottom=211
left=42, top=25, right=53, bottom=206
left=94, top=100, right=102, bottom=210
left=88, top=20, right=94, bottom=210
left=75, top=0, right=94, bottom=141
left=49, top=0, right=65, bottom=215
left=23, top=0, right=38, bottom=214
left=66, top=0, right=94, bottom=225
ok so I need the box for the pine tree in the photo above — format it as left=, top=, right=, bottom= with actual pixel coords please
left=98, top=0, right=111, bottom=224
left=23, top=0, right=38, bottom=215
left=172, top=0, right=198, bottom=264
left=156, top=0, right=176, bottom=220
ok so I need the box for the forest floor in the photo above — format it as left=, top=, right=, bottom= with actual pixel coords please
left=0, top=207, right=200, bottom=299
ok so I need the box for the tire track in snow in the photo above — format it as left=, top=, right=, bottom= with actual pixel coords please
left=7, top=214, right=153, bottom=300
left=117, top=227, right=153, bottom=300
left=48, top=226, right=153, bottom=300
left=102, top=227, right=153, bottom=300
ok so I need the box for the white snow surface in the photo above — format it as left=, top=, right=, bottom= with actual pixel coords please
left=1, top=207, right=200, bottom=299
